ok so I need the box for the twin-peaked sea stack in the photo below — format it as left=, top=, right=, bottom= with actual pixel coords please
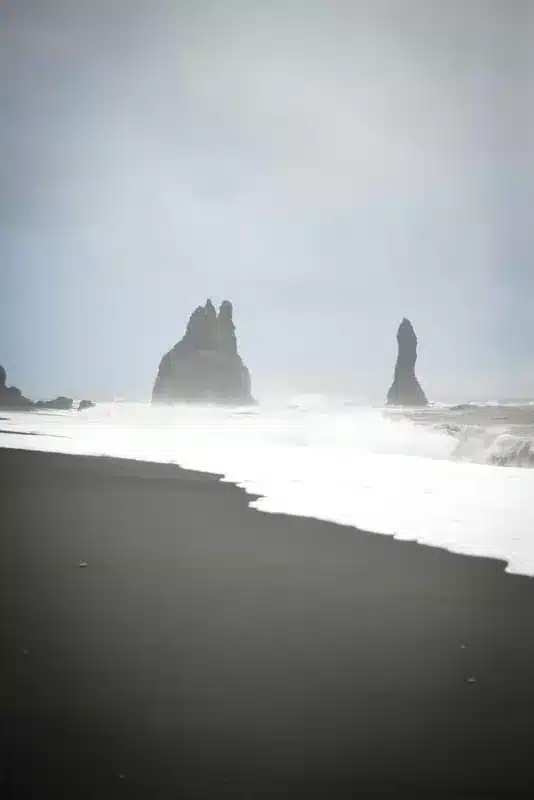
left=386, top=318, right=428, bottom=406
left=152, top=299, right=254, bottom=405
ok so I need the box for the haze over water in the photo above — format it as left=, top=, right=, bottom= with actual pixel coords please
left=1, top=0, right=533, bottom=402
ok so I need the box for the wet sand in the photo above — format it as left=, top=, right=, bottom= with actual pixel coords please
left=1, top=447, right=534, bottom=798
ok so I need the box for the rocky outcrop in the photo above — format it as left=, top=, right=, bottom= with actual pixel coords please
left=35, top=396, right=75, bottom=411
left=386, top=318, right=428, bottom=406
left=35, top=397, right=96, bottom=411
left=34, top=397, right=95, bottom=411
left=78, top=399, right=95, bottom=412
left=0, top=366, right=95, bottom=412
left=152, top=299, right=254, bottom=405
left=0, top=365, right=33, bottom=409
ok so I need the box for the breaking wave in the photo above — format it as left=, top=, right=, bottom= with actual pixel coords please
left=1, top=395, right=534, bottom=576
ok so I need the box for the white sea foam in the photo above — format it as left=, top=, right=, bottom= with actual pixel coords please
left=1, top=396, right=534, bottom=577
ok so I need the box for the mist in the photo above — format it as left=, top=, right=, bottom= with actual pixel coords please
left=1, top=0, right=533, bottom=402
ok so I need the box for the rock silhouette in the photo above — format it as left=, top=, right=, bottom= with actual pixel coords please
left=152, top=299, right=254, bottom=405
left=34, top=396, right=95, bottom=411
left=35, top=397, right=75, bottom=411
left=386, top=319, right=428, bottom=406
left=0, top=366, right=95, bottom=412
left=34, top=397, right=95, bottom=412
left=0, top=365, right=33, bottom=409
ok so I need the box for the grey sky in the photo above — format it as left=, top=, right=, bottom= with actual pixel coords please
left=1, top=0, right=532, bottom=402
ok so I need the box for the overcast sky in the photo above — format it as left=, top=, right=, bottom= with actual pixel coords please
left=1, top=0, right=532, bottom=402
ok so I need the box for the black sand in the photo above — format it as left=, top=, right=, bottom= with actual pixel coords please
left=1, top=447, right=534, bottom=798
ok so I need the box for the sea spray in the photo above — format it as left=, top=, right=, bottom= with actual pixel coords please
left=1, top=396, right=534, bottom=576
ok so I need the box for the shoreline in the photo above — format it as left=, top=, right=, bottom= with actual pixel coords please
left=2, top=447, right=534, bottom=797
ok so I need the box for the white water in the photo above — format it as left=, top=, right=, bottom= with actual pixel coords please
left=1, top=396, right=534, bottom=577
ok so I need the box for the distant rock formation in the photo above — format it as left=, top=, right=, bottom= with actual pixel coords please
left=0, top=365, right=95, bottom=412
left=152, top=299, right=254, bottom=405
left=386, top=319, right=428, bottom=406
left=35, top=396, right=75, bottom=411
left=34, top=397, right=95, bottom=412
left=0, top=365, right=33, bottom=409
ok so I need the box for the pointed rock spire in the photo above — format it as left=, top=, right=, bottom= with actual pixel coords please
left=386, top=318, right=428, bottom=406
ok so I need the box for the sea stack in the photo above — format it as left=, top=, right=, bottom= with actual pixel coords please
left=152, top=299, right=254, bottom=405
left=0, top=365, right=33, bottom=409
left=386, top=318, right=428, bottom=406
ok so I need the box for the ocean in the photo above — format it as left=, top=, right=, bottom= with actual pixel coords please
left=2, top=396, right=534, bottom=577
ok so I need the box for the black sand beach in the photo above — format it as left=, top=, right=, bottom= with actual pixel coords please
left=2, top=447, right=534, bottom=798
